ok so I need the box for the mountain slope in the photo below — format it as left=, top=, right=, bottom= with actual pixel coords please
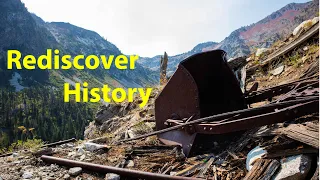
left=209, top=1, right=318, bottom=57
left=33, top=18, right=159, bottom=88
left=0, top=0, right=158, bottom=90
left=139, top=1, right=318, bottom=74
left=0, top=0, right=59, bottom=86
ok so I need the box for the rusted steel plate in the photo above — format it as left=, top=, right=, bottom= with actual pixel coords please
left=155, top=65, right=200, bottom=131
left=158, top=130, right=197, bottom=156
left=179, top=50, right=247, bottom=117
left=155, top=50, right=247, bottom=156
left=155, top=65, right=200, bottom=156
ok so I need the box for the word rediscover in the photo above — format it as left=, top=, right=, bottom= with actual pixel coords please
left=64, top=83, right=152, bottom=108
left=7, top=49, right=139, bottom=70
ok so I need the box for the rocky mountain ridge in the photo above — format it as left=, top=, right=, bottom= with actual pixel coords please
left=139, top=1, right=318, bottom=74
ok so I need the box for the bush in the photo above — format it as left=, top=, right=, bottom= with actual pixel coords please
left=288, top=52, right=301, bottom=67
left=8, top=138, right=44, bottom=152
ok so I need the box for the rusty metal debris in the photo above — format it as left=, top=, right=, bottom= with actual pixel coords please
left=245, top=75, right=318, bottom=104
left=155, top=50, right=319, bottom=156
left=155, top=50, right=247, bottom=156
left=119, top=50, right=319, bottom=157
left=41, top=155, right=202, bottom=180
left=119, top=98, right=317, bottom=139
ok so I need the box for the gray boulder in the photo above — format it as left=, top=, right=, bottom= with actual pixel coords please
left=22, top=171, right=33, bottom=179
left=105, top=173, right=120, bottom=180
left=68, top=167, right=82, bottom=176
left=272, top=155, right=312, bottom=180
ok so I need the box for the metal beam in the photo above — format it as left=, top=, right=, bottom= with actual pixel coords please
left=41, top=155, right=201, bottom=180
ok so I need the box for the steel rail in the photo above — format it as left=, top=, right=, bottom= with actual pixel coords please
left=166, top=100, right=318, bottom=134
left=41, top=155, right=202, bottom=180
left=118, top=97, right=318, bottom=143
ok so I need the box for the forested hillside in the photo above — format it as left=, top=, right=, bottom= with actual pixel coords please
left=0, top=86, right=94, bottom=149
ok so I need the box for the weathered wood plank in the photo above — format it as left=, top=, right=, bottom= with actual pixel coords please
left=255, top=121, right=319, bottom=148
left=244, top=159, right=280, bottom=180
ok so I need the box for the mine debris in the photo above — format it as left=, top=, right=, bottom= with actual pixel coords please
left=256, top=120, right=319, bottom=149
left=2, top=20, right=319, bottom=179
left=120, top=95, right=318, bottom=156
left=244, top=159, right=280, bottom=180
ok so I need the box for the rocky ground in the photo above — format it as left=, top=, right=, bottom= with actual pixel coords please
left=0, top=17, right=319, bottom=180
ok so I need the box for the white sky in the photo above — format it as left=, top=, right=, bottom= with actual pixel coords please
left=22, top=0, right=309, bottom=57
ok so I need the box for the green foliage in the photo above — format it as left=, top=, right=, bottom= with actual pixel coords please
left=9, top=139, right=43, bottom=152
left=132, top=121, right=153, bottom=135
left=308, top=44, right=319, bottom=55
left=0, top=86, right=94, bottom=149
left=288, top=52, right=301, bottom=67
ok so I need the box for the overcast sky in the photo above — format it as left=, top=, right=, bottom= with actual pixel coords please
left=22, top=0, right=309, bottom=57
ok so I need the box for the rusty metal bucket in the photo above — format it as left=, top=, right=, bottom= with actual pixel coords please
left=155, top=50, right=247, bottom=156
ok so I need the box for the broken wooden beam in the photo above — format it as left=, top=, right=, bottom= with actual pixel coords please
left=256, top=121, right=319, bottom=149
left=244, top=159, right=280, bottom=180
